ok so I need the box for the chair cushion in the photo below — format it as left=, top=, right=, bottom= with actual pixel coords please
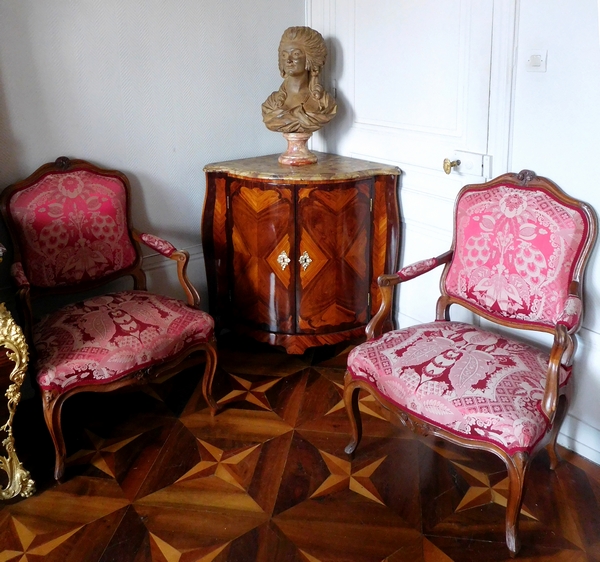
left=8, top=170, right=138, bottom=287
left=34, top=291, right=214, bottom=394
left=347, top=321, right=570, bottom=456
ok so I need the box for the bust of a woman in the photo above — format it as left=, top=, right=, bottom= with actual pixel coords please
left=262, top=26, right=337, bottom=134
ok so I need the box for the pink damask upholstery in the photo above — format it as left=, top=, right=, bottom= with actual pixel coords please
left=0, top=157, right=219, bottom=482
left=34, top=291, right=214, bottom=393
left=343, top=171, right=597, bottom=557
left=348, top=321, right=569, bottom=456
left=556, top=295, right=582, bottom=330
left=444, top=185, right=588, bottom=329
left=7, top=170, right=137, bottom=287
left=397, top=257, right=440, bottom=281
left=139, top=232, right=176, bottom=257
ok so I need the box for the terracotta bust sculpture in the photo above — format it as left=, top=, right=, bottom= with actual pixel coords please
left=262, top=26, right=337, bottom=135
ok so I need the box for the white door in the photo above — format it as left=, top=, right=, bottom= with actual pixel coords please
left=309, top=0, right=514, bottom=326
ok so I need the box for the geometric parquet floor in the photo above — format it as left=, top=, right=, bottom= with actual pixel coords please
left=2, top=334, right=600, bottom=561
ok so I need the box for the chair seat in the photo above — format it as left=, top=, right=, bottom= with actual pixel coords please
left=34, top=290, right=215, bottom=394
left=347, top=321, right=570, bottom=456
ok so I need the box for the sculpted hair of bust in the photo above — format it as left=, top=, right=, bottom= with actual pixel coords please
left=262, top=26, right=337, bottom=134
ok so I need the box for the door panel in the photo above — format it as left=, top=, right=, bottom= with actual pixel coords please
left=310, top=0, right=495, bottom=326
left=228, top=180, right=295, bottom=333
left=296, top=181, right=371, bottom=333
left=355, top=1, right=463, bottom=132
left=318, top=0, right=493, bottom=171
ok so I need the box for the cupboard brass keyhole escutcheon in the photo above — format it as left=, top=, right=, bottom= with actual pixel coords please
left=277, top=250, right=291, bottom=271
left=299, top=251, right=312, bottom=271
left=443, top=158, right=461, bottom=175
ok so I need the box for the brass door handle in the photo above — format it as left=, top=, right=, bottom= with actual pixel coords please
left=443, top=158, right=461, bottom=174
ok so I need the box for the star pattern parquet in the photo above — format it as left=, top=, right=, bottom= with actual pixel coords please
left=2, top=334, right=600, bottom=561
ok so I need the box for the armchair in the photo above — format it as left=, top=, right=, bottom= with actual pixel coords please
left=344, top=170, right=597, bottom=556
left=0, top=157, right=218, bottom=480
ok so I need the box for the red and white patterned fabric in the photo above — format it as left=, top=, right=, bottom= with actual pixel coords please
left=347, top=321, right=569, bottom=456
left=139, top=233, right=176, bottom=257
left=397, top=257, right=440, bottom=281
left=7, top=170, right=137, bottom=287
left=556, top=295, right=582, bottom=330
left=33, top=291, right=214, bottom=394
left=444, top=185, right=588, bottom=329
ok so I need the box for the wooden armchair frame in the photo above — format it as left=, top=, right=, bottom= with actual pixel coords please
left=344, top=170, right=597, bottom=556
left=1, top=157, right=219, bottom=480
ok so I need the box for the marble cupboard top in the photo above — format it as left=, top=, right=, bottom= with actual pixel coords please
left=204, top=152, right=401, bottom=182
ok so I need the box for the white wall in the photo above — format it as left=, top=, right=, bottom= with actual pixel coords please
left=0, top=0, right=304, bottom=300
left=510, top=0, right=600, bottom=463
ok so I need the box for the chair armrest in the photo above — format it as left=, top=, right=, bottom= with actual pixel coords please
left=10, top=262, right=30, bottom=289
left=541, top=289, right=582, bottom=423
left=542, top=323, right=572, bottom=423
left=365, top=250, right=453, bottom=340
left=397, top=250, right=453, bottom=281
left=137, top=232, right=177, bottom=257
left=133, top=230, right=200, bottom=308
left=9, top=262, right=35, bottom=348
left=539, top=288, right=582, bottom=422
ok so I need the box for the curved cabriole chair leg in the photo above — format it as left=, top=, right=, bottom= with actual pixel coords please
left=201, top=342, right=220, bottom=416
left=545, top=395, right=568, bottom=470
left=42, top=390, right=67, bottom=481
left=504, top=450, right=530, bottom=558
left=343, top=375, right=363, bottom=456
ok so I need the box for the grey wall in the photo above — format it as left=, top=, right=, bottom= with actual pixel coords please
left=0, top=0, right=305, bottom=297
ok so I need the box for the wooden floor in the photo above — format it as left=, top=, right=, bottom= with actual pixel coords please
left=2, top=334, right=600, bottom=562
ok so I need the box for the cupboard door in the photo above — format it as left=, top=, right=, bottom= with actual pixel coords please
left=228, top=179, right=295, bottom=333
left=296, top=180, right=372, bottom=334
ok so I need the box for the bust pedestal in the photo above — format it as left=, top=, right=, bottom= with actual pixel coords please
left=278, top=133, right=318, bottom=166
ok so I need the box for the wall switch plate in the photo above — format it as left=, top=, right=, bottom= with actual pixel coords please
left=526, top=50, right=547, bottom=72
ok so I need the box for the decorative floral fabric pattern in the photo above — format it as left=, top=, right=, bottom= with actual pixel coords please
left=556, top=296, right=582, bottom=330
left=8, top=171, right=138, bottom=287
left=139, top=233, right=176, bottom=257
left=34, top=291, right=214, bottom=393
left=347, top=321, right=570, bottom=456
left=444, top=186, right=587, bottom=328
left=398, top=257, right=439, bottom=281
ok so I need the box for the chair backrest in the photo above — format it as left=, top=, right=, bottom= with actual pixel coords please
left=442, top=170, right=597, bottom=333
left=0, top=157, right=142, bottom=291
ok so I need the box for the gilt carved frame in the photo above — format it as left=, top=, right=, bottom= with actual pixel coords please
left=0, top=243, right=35, bottom=500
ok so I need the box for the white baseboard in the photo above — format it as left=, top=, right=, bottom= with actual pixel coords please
left=558, top=414, right=600, bottom=466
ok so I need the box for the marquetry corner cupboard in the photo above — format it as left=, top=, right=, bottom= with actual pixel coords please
left=202, top=152, right=400, bottom=354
